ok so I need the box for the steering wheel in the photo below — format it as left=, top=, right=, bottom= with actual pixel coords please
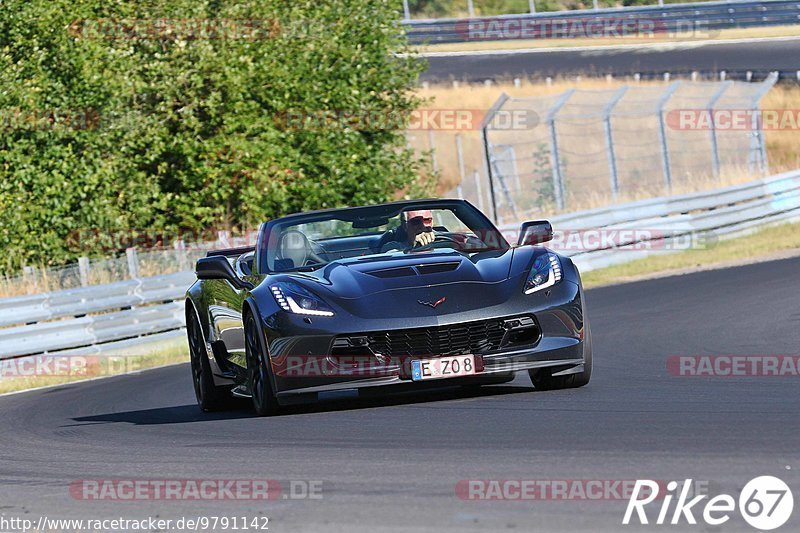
left=414, top=234, right=465, bottom=250
left=278, top=230, right=325, bottom=267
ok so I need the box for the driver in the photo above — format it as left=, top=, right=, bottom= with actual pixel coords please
left=378, top=209, right=436, bottom=252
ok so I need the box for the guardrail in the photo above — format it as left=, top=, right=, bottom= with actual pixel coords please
left=2, top=169, right=799, bottom=359
left=0, top=271, right=195, bottom=328
left=0, top=272, right=194, bottom=360
left=500, top=169, right=800, bottom=272
left=404, top=0, right=800, bottom=44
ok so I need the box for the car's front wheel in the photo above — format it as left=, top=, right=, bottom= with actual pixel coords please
left=528, top=322, right=592, bottom=390
left=245, top=313, right=280, bottom=416
left=187, top=308, right=231, bottom=412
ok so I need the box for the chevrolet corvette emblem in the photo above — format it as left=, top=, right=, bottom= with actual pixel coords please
left=418, top=297, right=446, bottom=309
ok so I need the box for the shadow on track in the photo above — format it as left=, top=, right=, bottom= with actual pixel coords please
left=69, top=383, right=535, bottom=425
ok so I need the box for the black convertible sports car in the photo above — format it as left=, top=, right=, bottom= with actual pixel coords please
left=185, top=199, right=591, bottom=415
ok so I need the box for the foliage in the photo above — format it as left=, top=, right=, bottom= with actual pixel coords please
left=0, top=0, right=429, bottom=272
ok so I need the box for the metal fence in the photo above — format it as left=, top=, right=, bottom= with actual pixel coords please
left=403, top=0, right=800, bottom=43
left=436, top=74, right=779, bottom=224
left=2, top=231, right=257, bottom=297
left=402, top=0, right=727, bottom=19
left=499, top=168, right=800, bottom=272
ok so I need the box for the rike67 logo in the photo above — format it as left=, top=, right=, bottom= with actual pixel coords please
left=623, top=476, right=794, bottom=530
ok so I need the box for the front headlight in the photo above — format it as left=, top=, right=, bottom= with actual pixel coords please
left=270, top=282, right=334, bottom=317
left=524, top=253, right=562, bottom=294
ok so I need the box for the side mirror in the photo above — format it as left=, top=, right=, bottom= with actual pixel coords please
left=517, top=220, right=553, bottom=246
left=196, top=255, right=254, bottom=290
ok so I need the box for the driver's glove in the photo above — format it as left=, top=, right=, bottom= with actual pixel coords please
left=413, top=231, right=435, bottom=247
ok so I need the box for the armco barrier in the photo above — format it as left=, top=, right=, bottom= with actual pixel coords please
left=0, top=302, right=184, bottom=359
left=403, top=0, right=800, bottom=44
left=1, top=170, right=799, bottom=359
left=0, top=271, right=195, bottom=328
left=500, top=169, right=800, bottom=272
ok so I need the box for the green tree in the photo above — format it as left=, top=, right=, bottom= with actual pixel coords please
left=0, top=0, right=429, bottom=273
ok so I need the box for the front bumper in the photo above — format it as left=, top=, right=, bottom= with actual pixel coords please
left=263, top=277, right=589, bottom=399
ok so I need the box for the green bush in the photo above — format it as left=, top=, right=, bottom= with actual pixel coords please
left=0, top=0, right=430, bottom=273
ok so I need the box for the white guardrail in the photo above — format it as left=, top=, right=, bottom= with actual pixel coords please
left=1, top=170, right=799, bottom=360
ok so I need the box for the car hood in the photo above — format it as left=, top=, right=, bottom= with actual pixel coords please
left=274, top=248, right=532, bottom=318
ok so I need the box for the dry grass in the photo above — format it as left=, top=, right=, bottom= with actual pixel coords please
left=416, top=25, right=800, bottom=53
left=412, top=77, right=800, bottom=215
left=0, top=337, right=188, bottom=395
left=581, top=220, right=800, bottom=288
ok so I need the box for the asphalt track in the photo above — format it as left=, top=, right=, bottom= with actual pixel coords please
left=1, top=256, right=799, bottom=532
left=420, top=37, right=800, bottom=81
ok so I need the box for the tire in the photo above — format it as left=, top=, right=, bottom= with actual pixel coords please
left=528, top=322, right=592, bottom=391
left=245, top=312, right=280, bottom=417
left=187, top=307, right=231, bottom=412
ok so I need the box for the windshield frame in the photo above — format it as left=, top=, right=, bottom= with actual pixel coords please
left=254, top=199, right=509, bottom=275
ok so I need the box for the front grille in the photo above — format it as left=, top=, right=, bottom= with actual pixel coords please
left=335, top=316, right=538, bottom=358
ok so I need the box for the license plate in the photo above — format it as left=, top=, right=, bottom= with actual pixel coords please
left=411, top=355, right=478, bottom=381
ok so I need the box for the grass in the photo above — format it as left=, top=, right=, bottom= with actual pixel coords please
left=581, top=220, right=800, bottom=288
left=0, top=336, right=189, bottom=395
left=415, top=25, right=800, bottom=53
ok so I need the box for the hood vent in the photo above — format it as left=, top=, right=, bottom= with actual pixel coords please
left=365, top=266, right=418, bottom=279
left=364, top=261, right=460, bottom=279
left=416, top=262, right=460, bottom=275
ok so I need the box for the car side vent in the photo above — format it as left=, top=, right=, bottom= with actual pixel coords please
left=416, top=262, right=460, bottom=275
left=365, top=266, right=418, bottom=278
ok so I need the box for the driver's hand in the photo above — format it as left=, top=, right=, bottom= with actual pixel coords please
left=413, top=231, right=435, bottom=247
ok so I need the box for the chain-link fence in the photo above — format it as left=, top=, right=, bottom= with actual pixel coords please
left=401, top=0, right=712, bottom=19
left=438, top=75, right=778, bottom=224
left=1, top=231, right=257, bottom=297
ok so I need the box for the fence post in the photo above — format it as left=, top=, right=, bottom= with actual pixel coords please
left=455, top=133, right=466, bottom=199
left=505, top=145, right=522, bottom=191
left=22, top=266, right=39, bottom=294
left=473, top=170, right=486, bottom=213
left=749, top=71, right=778, bottom=176
left=656, top=81, right=682, bottom=193
left=174, top=240, right=189, bottom=272
left=602, top=86, right=628, bottom=201
left=529, top=0, right=537, bottom=13
left=707, top=81, right=732, bottom=181
left=78, top=257, right=90, bottom=287
left=126, top=248, right=139, bottom=279
left=489, top=157, right=518, bottom=224
left=402, top=0, right=411, bottom=20
left=546, top=89, right=575, bottom=211
left=480, top=93, right=510, bottom=222
left=427, top=130, right=438, bottom=175
left=467, top=0, right=475, bottom=17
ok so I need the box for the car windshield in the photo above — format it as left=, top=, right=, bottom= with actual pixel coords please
left=262, top=203, right=509, bottom=273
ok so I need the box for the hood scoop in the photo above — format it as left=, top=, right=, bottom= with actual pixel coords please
left=364, top=261, right=460, bottom=279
